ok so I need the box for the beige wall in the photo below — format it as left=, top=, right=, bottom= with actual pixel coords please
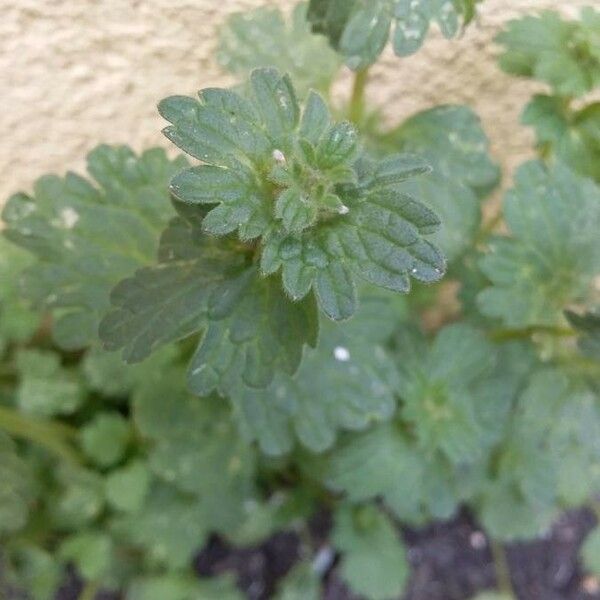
left=0, top=0, right=588, bottom=200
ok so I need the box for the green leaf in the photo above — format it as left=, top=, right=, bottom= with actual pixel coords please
left=134, top=368, right=257, bottom=533
left=332, top=504, right=409, bottom=600
left=230, top=319, right=399, bottom=455
left=0, top=432, right=35, bottom=534
left=105, top=460, right=151, bottom=513
left=0, top=237, right=40, bottom=353
left=9, top=546, right=62, bottom=600
left=395, top=324, right=497, bottom=465
left=566, top=308, right=600, bottom=360
left=478, top=161, right=600, bottom=328
left=218, top=3, right=341, bottom=96
left=275, top=562, right=321, bottom=600
left=100, top=218, right=319, bottom=394
left=59, top=530, right=114, bottom=581
left=50, top=465, right=105, bottom=529
left=308, top=0, right=482, bottom=67
left=111, top=483, right=209, bottom=570
left=496, top=8, right=600, bottom=97
left=161, top=68, right=444, bottom=321
left=80, top=412, right=130, bottom=468
left=380, top=105, right=499, bottom=261
left=523, top=95, right=600, bottom=183
left=2, top=145, right=186, bottom=350
left=127, top=574, right=243, bottom=600
left=16, top=349, right=84, bottom=417
left=582, top=528, right=600, bottom=577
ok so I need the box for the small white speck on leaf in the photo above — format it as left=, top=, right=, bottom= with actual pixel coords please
left=272, top=149, right=286, bottom=163
left=338, top=205, right=349, bottom=215
left=334, top=346, right=350, bottom=362
left=59, top=207, right=79, bottom=229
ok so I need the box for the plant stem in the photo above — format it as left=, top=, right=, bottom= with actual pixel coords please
left=488, top=325, right=576, bottom=342
left=490, top=540, right=516, bottom=598
left=0, top=405, right=82, bottom=465
left=80, top=581, right=99, bottom=600
left=349, top=68, right=370, bottom=124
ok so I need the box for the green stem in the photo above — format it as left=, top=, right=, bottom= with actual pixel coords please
left=80, top=581, right=99, bottom=600
left=475, top=210, right=503, bottom=245
left=490, top=540, right=515, bottom=598
left=488, top=325, right=576, bottom=342
left=0, top=405, right=82, bottom=465
left=349, top=68, right=370, bottom=124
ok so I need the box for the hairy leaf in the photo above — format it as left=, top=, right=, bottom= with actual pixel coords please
left=218, top=3, right=340, bottom=96
left=308, top=0, right=483, bottom=68
left=496, top=8, right=600, bottom=97
left=230, top=319, right=399, bottom=455
left=2, top=146, right=186, bottom=350
left=478, top=161, right=600, bottom=327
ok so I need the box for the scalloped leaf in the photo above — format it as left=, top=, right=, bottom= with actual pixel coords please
left=218, top=3, right=340, bottom=96
left=2, top=145, right=187, bottom=350
left=477, top=161, right=600, bottom=328
left=496, top=8, right=600, bottom=97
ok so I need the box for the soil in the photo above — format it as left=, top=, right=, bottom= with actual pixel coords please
left=8, top=507, right=600, bottom=600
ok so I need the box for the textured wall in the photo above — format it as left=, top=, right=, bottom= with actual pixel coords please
left=0, top=0, right=588, bottom=200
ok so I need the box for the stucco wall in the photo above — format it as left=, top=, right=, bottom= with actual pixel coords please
left=0, top=1, right=588, bottom=200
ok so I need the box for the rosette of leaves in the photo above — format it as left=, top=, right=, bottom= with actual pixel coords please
left=496, top=8, right=600, bottom=98
left=308, top=0, right=482, bottom=69
left=100, top=67, right=445, bottom=397
left=477, top=161, right=600, bottom=328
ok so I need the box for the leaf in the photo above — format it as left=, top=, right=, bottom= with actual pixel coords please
left=230, top=319, right=399, bottom=456
left=16, top=349, right=84, bottom=417
left=523, top=95, right=600, bottom=183
left=218, top=3, right=341, bottom=96
left=9, top=546, right=62, bottom=600
left=496, top=8, right=600, bottom=97
left=100, top=218, right=319, bottom=394
left=275, top=562, right=321, bottom=600
left=380, top=105, right=499, bottom=261
left=161, top=67, right=444, bottom=321
left=478, top=161, right=600, bottom=328
left=110, top=483, right=210, bottom=570
left=0, top=237, right=40, bottom=354
left=134, top=368, right=257, bottom=533
left=127, top=574, right=243, bottom=600
left=2, top=145, right=187, bottom=350
left=59, top=531, right=114, bottom=581
left=80, top=412, right=130, bottom=468
left=582, top=528, right=600, bottom=577
left=308, top=0, right=482, bottom=67
left=0, top=432, right=35, bottom=534
left=565, top=308, right=600, bottom=360
left=105, top=460, right=151, bottom=514
left=332, top=504, right=409, bottom=600
left=394, top=324, right=497, bottom=465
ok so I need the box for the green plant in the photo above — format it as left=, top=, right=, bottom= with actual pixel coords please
left=1, top=3, right=599, bottom=600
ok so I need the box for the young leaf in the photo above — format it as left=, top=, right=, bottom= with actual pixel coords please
left=332, top=504, right=409, bottom=600
left=478, top=161, right=600, bottom=328
left=2, top=145, right=187, bottom=350
left=308, top=0, right=483, bottom=67
left=275, top=562, right=321, bottom=600
left=59, top=531, right=114, bottom=581
left=161, top=68, right=445, bottom=321
left=229, top=319, right=399, bottom=456
left=105, top=460, right=151, bottom=514
left=523, top=95, right=600, bottom=183
left=496, top=8, right=600, bottom=97
left=218, top=3, right=341, bottom=96
left=128, top=574, right=243, bottom=600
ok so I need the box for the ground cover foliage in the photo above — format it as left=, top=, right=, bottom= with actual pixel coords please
left=1, top=2, right=600, bottom=599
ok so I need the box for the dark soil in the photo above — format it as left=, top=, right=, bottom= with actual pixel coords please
left=6, top=507, right=600, bottom=600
